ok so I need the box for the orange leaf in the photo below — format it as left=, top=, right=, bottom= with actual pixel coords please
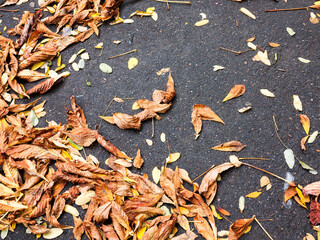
left=211, top=141, right=246, bottom=152
left=222, top=85, right=245, bottom=102
left=301, top=136, right=309, bottom=151
left=191, top=104, right=224, bottom=137
left=133, top=149, right=144, bottom=169
left=216, top=206, right=231, bottom=216
left=245, top=191, right=262, bottom=199
left=228, top=216, right=255, bottom=240
left=294, top=195, right=307, bottom=209
left=300, top=114, right=310, bottom=135
left=194, top=214, right=215, bottom=240
left=268, top=42, right=280, bottom=47
left=246, top=36, right=255, bottom=42
left=284, top=185, right=297, bottom=203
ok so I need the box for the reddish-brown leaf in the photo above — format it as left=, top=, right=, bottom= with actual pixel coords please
left=228, top=216, right=255, bottom=240
left=222, top=85, right=246, bottom=102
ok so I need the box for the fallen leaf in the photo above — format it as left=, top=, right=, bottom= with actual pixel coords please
left=308, top=131, right=318, bottom=144
left=286, top=27, right=296, bottom=36
left=146, top=139, right=153, bottom=146
left=43, top=228, right=64, bottom=239
left=298, top=57, right=311, bottom=63
left=128, top=58, right=138, bottom=70
left=247, top=42, right=257, bottom=50
left=216, top=206, right=231, bottom=216
left=284, top=149, right=295, bottom=169
left=194, top=19, right=209, bottom=26
left=192, top=104, right=224, bottom=137
left=293, top=95, right=303, bottom=111
left=246, top=36, right=255, bottom=42
left=301, top=136, right=308, bottom=151
left=253, top=51, right=271, bottom=66
left=194, top=214, right=215, bottom=240
left=212, top=141, right=246, bottom=152
left=222, top=85, right=245, bottom=102
left=260, top=176, right=270, bottom=188
left=99, top=63, right=113, bottom=73
left=269, top=42, right=280, bottom=47
left=260, top=89, right=275, bottom=98
left=166, top=153, right=181, bottom=164
left=303, top=233, right=316, bottom=240
left=284, top=185, right=297, bottom=203
left=133, top=149, right=144, bottom=169
left=213, top=65, right=225, bottom=71
left=228, top=216, right=255, bottom=240
left=156, top=68, right=170, bottom=76
left=240, top=8, right=256, bottom=19
left=171, top=231, right=198, bottom=240
left=239, top=196, right=245, bottom=213
left=303, top=181, right=320, bottom=196
left=245, top=191, right=262, bottom=198
left=300, top=114, right=310, bottom=135
left=152, top=167, right=161, bottom=184
left=160, top=133, right=166, bottom=142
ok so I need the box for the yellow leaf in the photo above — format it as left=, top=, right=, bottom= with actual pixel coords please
left=244, top=225, right=252, bottom=234
left=166, top=152, right=181, bottom=163
left=179, top=207, right=190, bottom=215
left=57, top=55, right=62, bottom=67
left=31, top=61, right=45, bottom=71
left=131, top=189, right=139, bottom=197
left=137, top=226, right=147, bottom=239
left=194, top=19, right=209, bottom=27
left=269, top=42, right=280, bottom=48
left=210, top=205, right=223, bottom=220
left=124, top=177, right=137, bottom=183
left=245, top=191, right=262, bottom=198
left=132, top=101, right=140, bottom=110
left=128, top=58, right=138, bottom=70
left=300, top=114, right=310, bottom=135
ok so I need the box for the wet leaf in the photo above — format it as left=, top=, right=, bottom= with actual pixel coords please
left=212, top=141, right=246, bottom=152
left=260, top=89, right=275, bottom=98
left=245, top=191, right=262, bottom=198
left=128, top=58, right=138, bottom=70
left=284, top=149, right=295, bottom=169
left=222, top=85, right=246, bottom=102
left=300, top=114, right=310, bottom=135
left=99, top=63, right=113, bottom=73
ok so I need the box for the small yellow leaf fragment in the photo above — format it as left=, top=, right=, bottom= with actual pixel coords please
left=156, top=67, right=170, bottom=76
left=31, top=61, right=45, bottom=71
left=266, top=183, right=272, bottom=191
left=245, top=191, right=262, bottom=198
left=128, top=57, right=138, bottom=70
left=247, top=42, right=257, bottom=50
left=286, top=27, right=296, bottom=36
left=160, top=133, right=166, bottom=142
left=113, top=40, right=122, bottom=45
left=269, top=42, right=280, bottom=47
left=239, top=196, right=245, bottom=213
left=260, top=89, right=275, bottom=98
left=240, top=7, right=256, bottom=19
left=244, top=225, right=252, bottom=234
left=303, top=233, right=315, bottom=240
left=260, top=176, right=270, bottom=188
left=94, top=42, right=103, bottom=48
left=114, top=97, right=124, bottom=103
left=298, top=57, right=311, bottom=63
left=210, top=205, right=223, bottom=220
left=293, top=95, right=303, bottom=111
left=194, top=19, right=209, bottom=27
left=246, top=36, right=255, bottom=42
left=137, top=226, right=147, bottom=239
left=64, top=204, right=79, bottom=217
left=152, top=167, right=161, bottom=184
left=146, top=139, right=153, bottom=146
left=132, top=101, right=140, bottom=110
left=166, top=152, right=181, bottom=163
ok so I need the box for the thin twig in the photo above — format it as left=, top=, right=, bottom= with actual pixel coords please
left=151, top=117, right=155, bottom=138
left=234, top=14, right=239, bottom=27
left=154, top=0, right=191, bottom=4
left=242, top=162, right=292, bottom=185
left=108, top=49, right=137, bottom=59
left=192, top=164, right=215, bottom=182
left=221, top=214, right=232, bottom=224
left=0, top=8, right=18, bottom=12
left=239, top=157, right=269, bottom=161
left=266, top=7, right=308, bottom=12
left=255, top=218, right=274, bottom=240
left=220, top=47, right=239, bottom=54
left=98, top=95, right=117, bottom=129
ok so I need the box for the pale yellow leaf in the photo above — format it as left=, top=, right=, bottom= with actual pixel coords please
left=128, top=58, right=138, bottom=70
left=166, top=152, right=181, bottom=163
left=194, top=19, right=209, bottom=27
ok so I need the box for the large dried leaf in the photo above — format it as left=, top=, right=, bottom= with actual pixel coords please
left=136, top=99, right=171, bottom=113
left=211, top=141, right=246, bottom=152
left=171, top=231, right=198, bottom=240
left=6, top=144, right=64, bottom=160
left=194, top=214, right=215, bottom=240
left=73, top=216, right=84, bottom=240
left=228, top=216, right=255, bottom=240
left=222, top=85, right=246, bottom=102
left=303, top=182, right=320, bottom=196
left=16, top=69, right=47, bottom=82
left=192, top=104, right=224, bottom=136
left=0, top=200, right=27, bottom=212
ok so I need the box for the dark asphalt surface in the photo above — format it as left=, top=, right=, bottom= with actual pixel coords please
left=1, top=0, right=320, bottom=239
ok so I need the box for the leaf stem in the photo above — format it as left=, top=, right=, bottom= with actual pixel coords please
left=97, top=95, right=117, bottom=129
left=239, top=157, right=269, bottom=161
left=0, top=8, right=18, bottom=12
left=151, top=117, right=155, bottom=138
left=192, top=164, right=215, bottom=182
left=108, top=49, right=137, bottom=59
left=154, top=0, right=191, bottom=4
left=242, top=162, right=292, bottom=185
left=266, top=7, right=308, bottom=12
left=255, top=217, right=274, bottom=240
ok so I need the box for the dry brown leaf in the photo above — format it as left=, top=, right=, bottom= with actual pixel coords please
left=171, top=231, right=198, bottom=240
left=194, top=214, right=215, bottom=240
left=222, top=85, right=246, bottom=102
left=73, top=216, right=84, bottom=240
left=216, top=206, right=231, bottom=216
left=136, top=99, right=172, bottom=113
left=152, top=72, right=175, bottom=103
left=284, top=185, right=297, bottom=203
left=303, top=181, right=320, bottom=196
left=301, top=136, right=309, bottom=151
left=133, top=149, right=144, bottom=169
left=0, top=200, right=27, bottom=212
left=211, top=141, right=246, bottom=152
left=228, top=216, right=255, bottom=240
left=192, top=104, right=224, bottom=137
left=300, top=114, right=310, bottom=135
